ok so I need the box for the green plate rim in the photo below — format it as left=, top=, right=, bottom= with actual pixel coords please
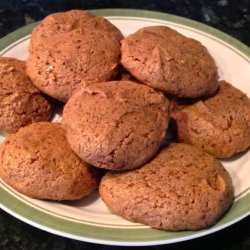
left=0, top=8, right=249, bottom=246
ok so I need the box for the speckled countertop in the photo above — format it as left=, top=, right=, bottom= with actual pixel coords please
left=0, top=0, right=250, bottom=249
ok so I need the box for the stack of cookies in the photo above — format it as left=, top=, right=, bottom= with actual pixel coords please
left=0, top=10, right=250, bottom=231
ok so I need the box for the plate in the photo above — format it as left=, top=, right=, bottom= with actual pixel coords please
left=0, top=9, right=249, bottom=246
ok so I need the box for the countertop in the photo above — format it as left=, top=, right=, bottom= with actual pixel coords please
left=0, top=0, right=249, bottom=249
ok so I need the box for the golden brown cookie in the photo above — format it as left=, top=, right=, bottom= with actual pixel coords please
left=27, top=10, right=123, bottom=102
left=27, top=28, right=121, bottom=102
left=0, top=57, right=52, bottom=133
left=29, top=10, right=123, bottom=52
left=0, top=122, right=99, bottom=200
left=62, top=80, right=170, bottom=170
left=171, top=80, right=250, bottom=158
left=99, top=143, right=234, bottom=231
left=121, top=26, right=218, bottom=98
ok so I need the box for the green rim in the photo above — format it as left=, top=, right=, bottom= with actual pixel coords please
left=1, top=185, right=249, bottom=245
left=0, top=9, right=249, bottom=246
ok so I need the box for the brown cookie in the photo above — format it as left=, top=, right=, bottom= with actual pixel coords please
left=62, top=80, right=170, bottom=170
left=121, top=26, right=218, bottom=98
left=0, top=122, right=99, bottom=200
left=0, top=57, right=52, bottom=133
left=27, top=11, right=123, bottom=102
left=171, top=80, right=250, bottom=158
left=27, top=30, right=121, bottom=102
left=29, top=10, right=123, bottom=52
left=99, top=143, right=234, bottom=231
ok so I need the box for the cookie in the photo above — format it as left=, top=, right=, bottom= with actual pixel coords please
left=29, top=10, right=123, bottom=52
left=0, top=57, right=52, bottom=133
left=26, top=10, right=123, bottom=102
left=27, top=29, right=121, bottom=102
left=121, top=26, right=218, bottom=98
left=171, top=80, right=250, bottom=158
left=62, top=80, right=170, bottom=170
left=99, top=143, right=234, bottom=231
left=0, top=122, right=99, bottom=200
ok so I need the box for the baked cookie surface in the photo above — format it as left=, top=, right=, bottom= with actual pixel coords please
left=62, top=80, right=170, bottom=170
left=27, top=29, right=121, bottom=102
left=99, top=143, right=234, bottom=231
left=27, top=10, right=123, bottom=102
left=121, top=26, right=218, bottom=98
left=171, top=80, right=250, bottom=158
left=29, top=10, right=123, bottom=51
left=0, top=57, right=52, bottom=133
left=0, top=122, right=99, bottom=200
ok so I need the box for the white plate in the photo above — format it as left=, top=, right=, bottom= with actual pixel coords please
left=0, top=9, right=249, bottom=246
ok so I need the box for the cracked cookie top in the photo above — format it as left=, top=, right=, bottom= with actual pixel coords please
left=27, top=28, right=121, bottom=102
left=0, top=57, right=52, bottom=133
left=170, top=80, right=250, bottom=158
left=29, top=10, right=123, bottom=52
left=62, top=80, right=170, bottom=170
left=121, top=26, right=218, bottom=98
left=0, top=122, right=99, bottom=200
left=27, top=10, right=123, bottom=102
left=99, top=143, right=234, bottom=230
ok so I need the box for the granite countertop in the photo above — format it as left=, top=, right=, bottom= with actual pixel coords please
left=0, top=0, right=249, bottom=249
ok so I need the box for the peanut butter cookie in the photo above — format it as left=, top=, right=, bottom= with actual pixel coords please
left=62, top=80, right=170, bottom=170
left=100, top=143, right=234, bottom=230
left=0, top=122, right=99, bottom=200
